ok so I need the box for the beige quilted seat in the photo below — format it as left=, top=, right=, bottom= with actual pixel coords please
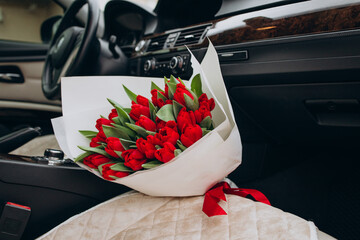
left=10, top=135, right=336, bottom=239
left=37, top=191, right=336, bottom=240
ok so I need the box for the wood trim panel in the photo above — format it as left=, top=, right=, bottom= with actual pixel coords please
left=133, top=3, right=360, bottom=57
left=209, top=4, right=360, bottom=46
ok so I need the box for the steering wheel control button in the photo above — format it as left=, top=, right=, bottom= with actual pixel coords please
left=0, top=202, right=31, bottom=240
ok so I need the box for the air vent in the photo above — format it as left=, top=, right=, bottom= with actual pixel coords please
left=174, top=24, right=211, bottom=47
left=147, top=34, right=168, bottom=52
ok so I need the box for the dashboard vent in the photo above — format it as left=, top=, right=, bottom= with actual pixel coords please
left=147, top=34, right=168, bottom=52
left=174, top=24, right=211, bottom=47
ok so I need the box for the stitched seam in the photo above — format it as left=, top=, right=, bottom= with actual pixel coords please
left=104, top=208, right=117, bottom=239
left=78, top=211, right=93, bottom=240
left=148, top=205, right=158, bottom=240
left=173, top=199, right=180, bottom=240
left=227, top=195, right=231, bottom=240
left=37, top=191, right=138, bottom=239
left=49, top=227, right=59, bottom=240
left=284, top=211, right=289, bottom=239
left=198, top=211, right=203, bottom=240
left=254, top=202, right=260, bottom=240
left=113, top=194, right=174, bottom=239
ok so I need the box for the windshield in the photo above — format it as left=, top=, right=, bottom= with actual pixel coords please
left=97, top=0, right=158, bottom=10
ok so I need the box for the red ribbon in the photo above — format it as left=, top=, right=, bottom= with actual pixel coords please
left=202, top=182, right=271, bottom=217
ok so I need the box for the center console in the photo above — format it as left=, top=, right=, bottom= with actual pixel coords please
left=129, top=51, right=200, bottom=80
left=0, top=153, right=129, bottom=239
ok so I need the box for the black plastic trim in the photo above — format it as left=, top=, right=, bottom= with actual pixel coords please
left=0, top=41, right=48, bottom=63
left=215, top=28, right=360, bottom=53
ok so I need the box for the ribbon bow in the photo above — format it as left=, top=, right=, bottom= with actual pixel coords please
left=202, top=182, right=271, bottom=217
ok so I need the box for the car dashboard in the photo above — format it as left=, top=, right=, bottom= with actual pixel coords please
left=100, top=0, right=360, bottom=147
left=103, top=0, right=360, bottom=79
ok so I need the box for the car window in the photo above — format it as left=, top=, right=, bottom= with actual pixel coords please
left=0, top=0, right=63, bottom=43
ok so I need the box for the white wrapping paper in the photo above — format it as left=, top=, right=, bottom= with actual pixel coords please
left=52, top=42, right=242, bottom=196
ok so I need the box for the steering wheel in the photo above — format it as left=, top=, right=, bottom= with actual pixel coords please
left=42, top=0, right=99, bottom=100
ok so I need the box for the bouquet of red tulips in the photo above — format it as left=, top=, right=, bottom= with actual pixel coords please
left=76, top=74, right=216, bottom=181
left=52, top=42, right=242, bottom=196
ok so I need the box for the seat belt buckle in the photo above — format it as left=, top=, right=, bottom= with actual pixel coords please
left=0, top=202, right=31, bottom=240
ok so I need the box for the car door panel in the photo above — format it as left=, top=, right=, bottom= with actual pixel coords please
left=0, top=61, right=60, bottom=106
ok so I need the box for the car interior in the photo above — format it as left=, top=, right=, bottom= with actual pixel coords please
left=0, top=0, right=359, bottom=239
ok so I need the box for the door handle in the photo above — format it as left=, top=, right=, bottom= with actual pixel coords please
left=0, top=73, right=23, bottom=83
left=0, top=66, right=24, bottom=83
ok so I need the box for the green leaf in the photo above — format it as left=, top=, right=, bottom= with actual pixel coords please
left=119, top=138, right=136, bottom=150
left=156, top=104, right=175, bottom=122
left=157, top=91, right=167, bottom=102
left=149, top=100, right=157, bottom=122
left=166, top=82, right=177, bottom=99
left=189, top=89, right=200, bottom=107
left=177, top=77, right=185, bottom=85
left=123, top=85, right=138, bottom=103
left=202, top=128, right=212, bottom=136
left=151, top=81, right=163, bottom=91
left=184, top=93, right=198, bottom=111
left=169, top=75, right=178, bottom=84
left=103, top=125, right=130, bottom=140
left=174, top=149, right=182, bottom=157
left=191, top=73, right=203, bottom=98
left=111, top=116, right=122, bottom=125
left=107, top=98, right=131, bottom=125
left=173, top=100, right=184, bottom=119
left=125, top=123, right=148, bottom=138
left=124, top=108, right=131, bottom=114
left=79, top=130, right=97, bottom=139
left=200, top=116, right=212, bottom=129
left=142, top=160, right=163, bottom=169
left=98, top=162, right=108, bottom=173
left=74, top=151, right=92, bottom=162
left=110, top=162, right=134, bottom=172
left=78, top=146, right=112, bottom=158
left=146, top=130, right=156, bottom=136
left=209, top=121, right=215, bottom=130
left=111, top=123, right=137, bottom=139
left=176, top=140, right=187, bottom=151
left=114, top=150, right=124, bottom=159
